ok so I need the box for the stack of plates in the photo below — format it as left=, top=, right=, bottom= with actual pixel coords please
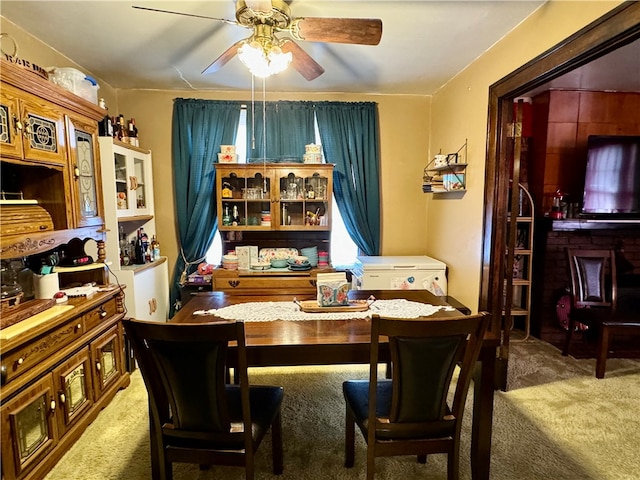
left=300, top=246, right=318, bottom=267
left=287, top=258, right=311, bottom=271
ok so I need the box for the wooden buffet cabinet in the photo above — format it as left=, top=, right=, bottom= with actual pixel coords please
left=1, top=60, right=130, bottom=479
left=212, top=163, right=335, bottom=294
left=0, top=289, right=129, bottom=480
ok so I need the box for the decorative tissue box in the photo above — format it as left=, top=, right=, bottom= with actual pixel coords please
left=316, top=273, right=350, bottom=307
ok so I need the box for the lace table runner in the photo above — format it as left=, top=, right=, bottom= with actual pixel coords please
left=193, top=299, right=456, bottom=322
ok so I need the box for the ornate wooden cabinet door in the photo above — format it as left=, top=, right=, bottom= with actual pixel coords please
left=15, top=89, right=67, bottom=166
left=0, top=85, right=24, bottom=160
left=0, top=375, right=58, bottom=480
left=66, top=113, right=104, bottom=227
left=52, top=349, right=93, bottom=437
left=90, top=324, right=124, bottom=401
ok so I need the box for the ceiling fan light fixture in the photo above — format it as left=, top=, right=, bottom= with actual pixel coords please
left=238, top=38, right=292, bottom=78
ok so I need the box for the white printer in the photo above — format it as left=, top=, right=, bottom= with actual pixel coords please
left=351, top=255, right=447, bottom=296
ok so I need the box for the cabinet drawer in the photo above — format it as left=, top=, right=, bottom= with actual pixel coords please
left=213, top=275, right=318, bottom=293
left=83, top=297, right=118, bottom=332
left=2, top=319, right=84, bottom=385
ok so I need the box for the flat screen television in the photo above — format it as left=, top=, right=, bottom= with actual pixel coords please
left=581, top=135, right=640, bottom=218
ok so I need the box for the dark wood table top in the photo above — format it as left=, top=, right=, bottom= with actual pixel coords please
left=171, top=289, right=498, bottom=349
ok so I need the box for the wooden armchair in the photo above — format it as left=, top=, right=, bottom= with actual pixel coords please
left=562, top=248, right=640, bottom=378
left=342, top=312, right=490, bottom=480
left=122, top=318, right=284, bottom=480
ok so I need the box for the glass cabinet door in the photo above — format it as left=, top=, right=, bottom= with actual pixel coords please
left=1, top=375, right=58, bottom=479
left=20, top=95, right=67, bottom=166
left=0, top=86, right=24, bottom=159
left=112, top=145, right=152, bottom=218
left=67, top=114, right=103, bottom=228
left=133, top=155, right=148, bottom=213
left=91, top=325, right=123, bottom=400
left=278, top=167, right=331, bottom=230
left=114, top=151, right=129, bottom=213
left=53, top=349, right=93, bottom=436
left=218, top=166, right=272, bottom=229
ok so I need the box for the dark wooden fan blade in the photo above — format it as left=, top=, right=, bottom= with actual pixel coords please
left=280, top=40, right=325, bottom=81
left=291, top=17, right=382, bottom=45
left=202, top=40, right=244, bottom=75
left=132, top=5, right=238, bottom=26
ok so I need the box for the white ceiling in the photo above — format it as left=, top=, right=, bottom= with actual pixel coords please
left=2, top=1, right=638, bottom=97
left=1, top=0, right=548, bottom=95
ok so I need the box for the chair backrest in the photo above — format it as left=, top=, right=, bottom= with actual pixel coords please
left=122, top=319, right=251, bottom=446
left=367, top=312, right=490, bottom=440
left=566, top=249, right=617, bottom=310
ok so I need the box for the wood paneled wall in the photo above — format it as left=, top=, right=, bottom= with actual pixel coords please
left=529, top=90, right=640, bottom=215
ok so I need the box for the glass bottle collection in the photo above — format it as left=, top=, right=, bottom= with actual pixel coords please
left=119, top=226, right=160, bottom=266
left=98, top=98, right=139, bottom=147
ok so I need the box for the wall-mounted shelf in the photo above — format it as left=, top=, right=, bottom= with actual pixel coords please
left=422, top=140, right=467, bottom=193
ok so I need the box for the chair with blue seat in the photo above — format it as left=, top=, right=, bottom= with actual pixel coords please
left=122, top=318, right=284, bottom=480
left=342, top=312, right=490, bottom=480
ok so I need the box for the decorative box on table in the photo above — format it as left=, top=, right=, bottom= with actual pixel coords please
left=316, top=272, right=350, bottom=307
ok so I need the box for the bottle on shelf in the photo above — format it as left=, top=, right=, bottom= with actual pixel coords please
left=118, top=225, right=128, bottom=266
left=111, top=116, right=119, bottom=139
left=232, top=205, right=240, bottom=226
left=134, top=229, right=145, bottom=265
left=222, top=204, right=231, bottom=226
left=150, top=235, right=160, bottom=260
left=118, top=114, right=128, bottom=143
left=128, top=118, right=139, bottom=147
left=98, top=98, right=113, bottom=137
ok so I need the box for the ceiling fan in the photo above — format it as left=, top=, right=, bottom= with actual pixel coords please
left=132, top=0, right=382, bottom=81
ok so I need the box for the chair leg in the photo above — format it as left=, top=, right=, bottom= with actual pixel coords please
left=595, top=325, right=611, bottom=379
left=417, top=454, right=427, bottom=464
left=562, top=317, right=576, bottom=356
left=345, top=407, right=356, bottom=468
left=366, top=444, right=376, bottom=480
left=448, top=442, right=460, bottom=480
left=245, top=453, right=255, bottom=480
left=271, top=410, right=284, bottom=475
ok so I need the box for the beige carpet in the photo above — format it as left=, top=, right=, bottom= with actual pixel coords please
left=44, top=336, right=640, bottom=480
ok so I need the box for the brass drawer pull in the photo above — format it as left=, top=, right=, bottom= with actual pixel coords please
left=228, top=280, right=240, bottom=288
left=59, top=392, right=66, bottom=404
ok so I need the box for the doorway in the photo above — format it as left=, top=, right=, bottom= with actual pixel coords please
left=480, top=2, right=640, bottom=388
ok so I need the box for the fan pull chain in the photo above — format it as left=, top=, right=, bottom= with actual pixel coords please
left=262, top=76, right=267, bottom=193
left=251, top=74, right=256, bottom=151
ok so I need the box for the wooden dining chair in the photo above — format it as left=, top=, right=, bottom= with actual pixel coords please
left=562, top=248, right=640, bottom=378
left=342, top=312, right=490, bottom=480
left=122, top=318, right=284, bottom=480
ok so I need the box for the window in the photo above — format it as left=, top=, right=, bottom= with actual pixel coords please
left=206, top=109, right=359, bottom=267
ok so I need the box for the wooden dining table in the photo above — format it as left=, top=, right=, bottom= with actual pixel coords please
left=171, top=289, right=499, bottom=480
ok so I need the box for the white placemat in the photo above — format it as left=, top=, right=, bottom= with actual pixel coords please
left=193, top=299, right=455, bottom=322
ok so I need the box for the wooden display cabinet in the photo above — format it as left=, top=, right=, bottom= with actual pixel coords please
left=215, top=163, right=333, bottom=254
left=0, top=59, right=106, bottom=259
left=214, top=163, right=335, bottom=292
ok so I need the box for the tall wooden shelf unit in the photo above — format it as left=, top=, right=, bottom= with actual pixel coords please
left=504, top=183, right=535, bottom=341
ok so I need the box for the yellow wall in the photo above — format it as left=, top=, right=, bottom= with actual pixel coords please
left=427, top=0, right=622, bottom=310
left=0, top=17, right=118, bottom=111
left=1, top=0, right=624, bottom=312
